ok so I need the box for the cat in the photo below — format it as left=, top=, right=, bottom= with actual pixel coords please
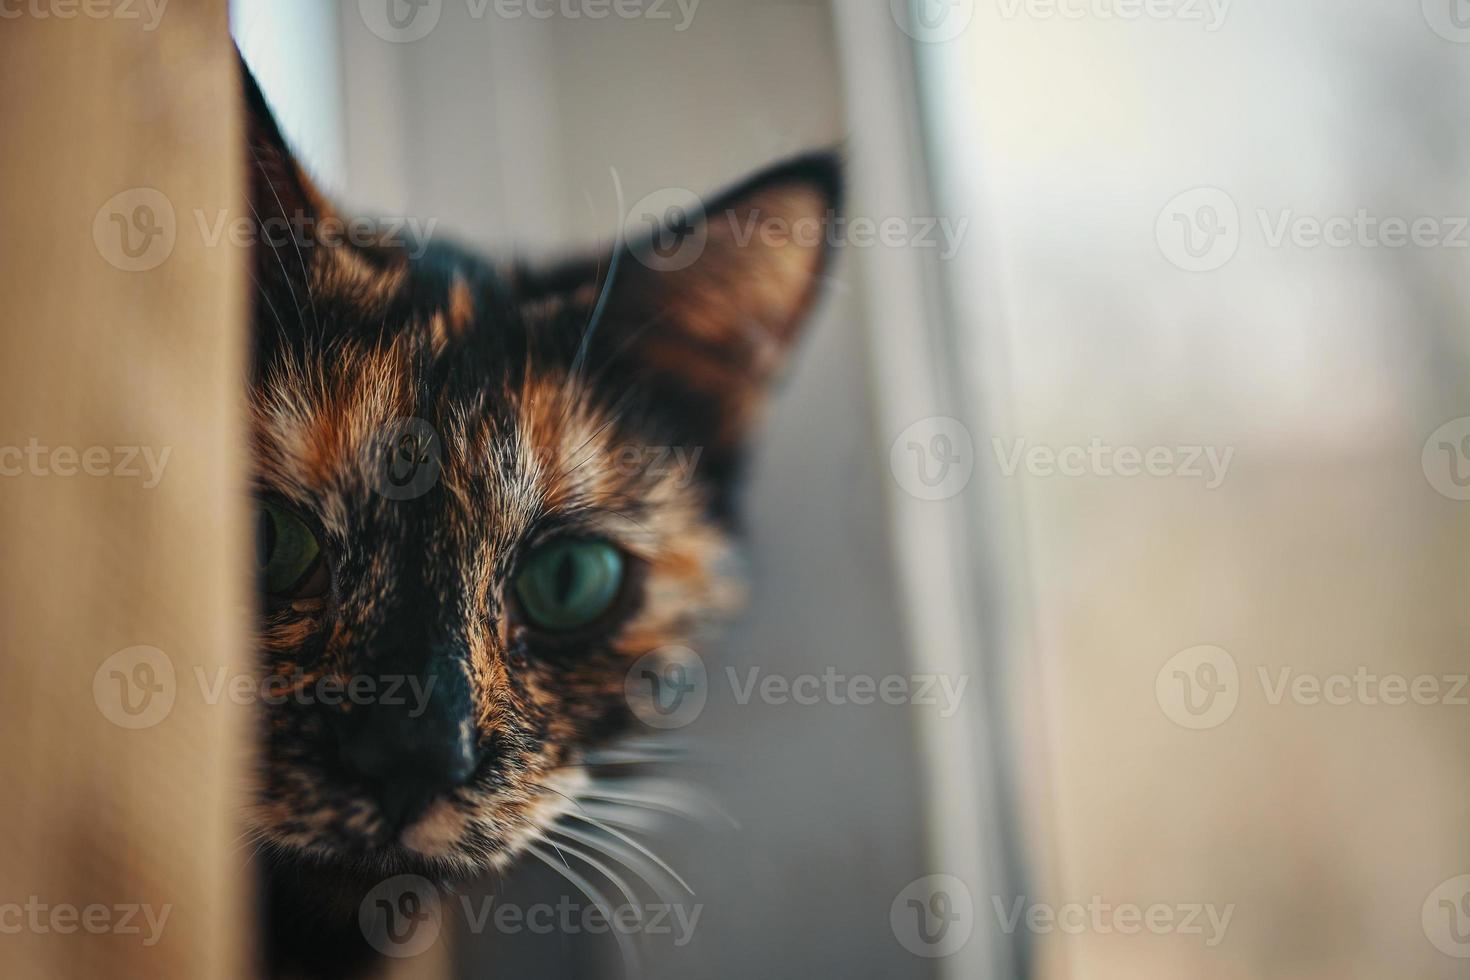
left=239, top=57, right=840, bottom=978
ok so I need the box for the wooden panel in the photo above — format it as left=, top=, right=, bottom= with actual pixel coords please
left=0, top=8, right=247, bottom=979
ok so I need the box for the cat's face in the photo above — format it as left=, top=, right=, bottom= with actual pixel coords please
left=241, top=73, right=838, bottom=878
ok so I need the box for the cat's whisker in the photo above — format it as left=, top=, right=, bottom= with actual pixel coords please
left=246, top=843, right=279, bottom=875
left=579, top=757, right=672, bottom=770
left=575, top=800, right=668, bottom=835
left=543, top=834, right=574, bottom=872
left=243, top=169, right=312, bottom=336
left=549, top=822, right=682, bottom=907
left=595, top=733, right=694, bottom=757
left=563, top=392, right=636, bottom=468
left=553, top=503, right=653, bottom=538
left=593, top=774, right=731, bottom=806
left=229, top=823, right=271, bottom=858
left=232, top=826, right=281, bottom=874
left=527, top=843, right=642, bottom=980
left=580, top=777, right=740, bottom=829
left=249, top=271, right=290, bottom=337
left=575, top=309, right=661, bottom=395
left=246, top=145, right=323, bottom=338
left=593, top=509, right=653, bottom=535
left=566, top=166, right=628, bottom=390
left=560, top=809, right=695, bottom=896
left=228, top=825, right=258, bottom=850
left=578, top=792, right=704, bottom=824
left=540, top=831, right=642, bottom=911
left=586, top=791, right=741, bottom=833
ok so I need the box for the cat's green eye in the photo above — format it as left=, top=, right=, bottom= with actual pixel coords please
left=514, top=539, right=626, bottom=633
left=256, top=500, right=328, bottom=599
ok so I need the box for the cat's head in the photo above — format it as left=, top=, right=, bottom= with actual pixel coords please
left=240, top=68, right=839, bottom=877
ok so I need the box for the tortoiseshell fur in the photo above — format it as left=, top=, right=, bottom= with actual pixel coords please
left=239, top=59, right=839, bottom=978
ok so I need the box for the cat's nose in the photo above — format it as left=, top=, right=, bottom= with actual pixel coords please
left=329, top=656, right=480, bottom=833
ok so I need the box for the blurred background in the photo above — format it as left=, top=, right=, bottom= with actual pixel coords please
left=23, top=0, right=1463, bottom=977
left=233, top=0, right=1470, bottom=978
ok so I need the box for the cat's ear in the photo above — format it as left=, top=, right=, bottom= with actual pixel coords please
left=589, top=153, right=842, bottom=471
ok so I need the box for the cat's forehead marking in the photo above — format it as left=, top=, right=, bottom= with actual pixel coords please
left=255, top=340, right=645, bottom=540
left=429, top=271, right=477, bottom=357
left=448, top=273, right=476, bottom=336
left=441, top=370, right=636, bottom=545
left=252, top=339, right=413, bottom=522
left=311, top=240, right=411, bottom=314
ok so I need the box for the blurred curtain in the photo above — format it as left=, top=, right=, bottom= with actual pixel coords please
left=921, top=4, right=1470, bottom=978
